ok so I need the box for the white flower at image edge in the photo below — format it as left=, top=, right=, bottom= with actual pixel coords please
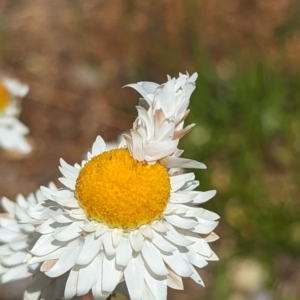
left=26, top=137, right=219, bottom=300
left=0, top=185, right=72, bottom=300
left=0, top=77, right=31, bottom=153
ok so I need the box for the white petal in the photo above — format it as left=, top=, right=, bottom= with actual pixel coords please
left=206, top=251, right=219, bottom=261
left=152, top=231, right=175, bottom=253
left=164, top=215, right=198, bottom=229
left=59, top=166, right=78, bottom=180
left=15, top=209, right=30, bottom=224
left=53, top=222, right=82, bottom=242
left=162, top=249, right=193, bottom=277
left=77, top=253, right=104, bottom=296
left=142, top=282, right=156, bottom=300
left=45, top=238, right=83, bottom=277
left=81, top=222, right=97, bottom=233
left=52, top=212, right=74, bottom=224
left=0, top=229, right=23, bottom=243
left=1, top=264, right=32, bottom=283
left=200, top=209, right=220, bottom=221
left=29, top=206, right=54, bottom=220
left=68, top=210, right=86, bottom=220
left=65, top=266, right=79, bottom=300
left=204, top=232, right=219, bottom=242
left=166, top=269, right=184, bottom=290
left=95, top=225, right=108, bottom=237
left=36, top=218, right=55, bottom=234
left=170, top=173, right=195, bottom=192
left=137, top=81, right=159, bottom=95
left=1, top=197, right=15, bottom=215
left=76, top=234, right=103, bottom=265
left=2, top=251, right=27, bottom=267
left=169, top=192, right=197, bottom=204
left=129, top=129, right=145, bottom=161
left=125, top=83, right=153, bottom=104
left=87, top=151, right=93, bottom=160
left=136, top=106, right=153, bottom=136
left=103, top=231, right=117, bottom=255
left=112, top=229, right=122, bottom=248
left=139, top=226, right=154, bottom=239
left=151, top=221, right=169, bottom=233
left=10, top=239, right=29, bottom=252
left=144, top=140, right=178, bottom=161
left=189, top=72, right=198, bottom=82
left=162, top=224, right=194, bottom=247
left=0, top=244, right=12, bottom=255
left=141, top=241, right=169, bottom=276
left=102, top=255, right=123, bottom=293
left=191, top=190, right=217, bottom=204
left=51, top=188, right=75, bottom=200
left=92, top=136, right=106, bottom=156
left=129, top=231, right=144, bottom=252
left=183, top=248, right=208, bottom=268
left=58, top=177, right=76, bottom=190
left=2, top=77, right=29, bottom=97
left=166, top=203, right=188, bottom=215
left=30, top=234, right=60, bottom=256
left=116, top=237, right=132, bottom=267
left=189, top=264, right=205, bottom=286
left=153, top=118, right=175, bottom=143
left=144, top=267, right=167, bottom=300
left=193, top=220, right=218, bottom=234
left=161, top=157, right=206, bottom=169
left=27, top=193, right=39, bottom=207
left=61, top=200, right=80, bottom=208
left=190, top=239, right=213, bottom=258
left=154, top=80, right=175, bottom=116
left=92, top=277, right=111, bottom=300
left=60, top=159, right=80, bottom=176
left=29, top=247, right=65, bottom=264
left=124, top=254, right=144, bottom=300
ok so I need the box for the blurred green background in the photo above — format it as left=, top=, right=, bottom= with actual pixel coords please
left=1, top=1, right=300, bottom=299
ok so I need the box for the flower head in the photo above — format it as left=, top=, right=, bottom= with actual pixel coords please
left=0, top=77, right=31, bottom=153
left=124, top=72, right=199, bottom=164
left=0, top=185, right=69, bottom=300
left=25, top=73, right=219, bottom=300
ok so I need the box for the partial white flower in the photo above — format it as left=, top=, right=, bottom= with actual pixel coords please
left=0, top=185, right=70, bottom=300
left=26, top=135, right=219, bottom=300
left=124, top=72, right=199, bottom=165
left=0, top=77, right=31, bottom=153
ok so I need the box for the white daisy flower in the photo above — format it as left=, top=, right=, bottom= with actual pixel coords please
left=26, top=134, right=219, bottom=300
left=0, top=76, right=31, bottom=153
left=124, top=72, right=199, bottom=165
left=0, top=185, right=71, bottom=300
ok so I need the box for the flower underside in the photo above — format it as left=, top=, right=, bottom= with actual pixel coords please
left=0, top=83, right=9, bottom=112
left=75, top=148, right=171, bottom=230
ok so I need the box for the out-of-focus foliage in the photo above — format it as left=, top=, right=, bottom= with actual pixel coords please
left=182, top=61, right=300, bottom=299
left=1, top=0, right=300, bottom=299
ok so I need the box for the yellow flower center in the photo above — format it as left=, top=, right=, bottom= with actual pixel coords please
left=75, top=148, right=171, bottom=230
left=0, top=83, right=9, bottom=112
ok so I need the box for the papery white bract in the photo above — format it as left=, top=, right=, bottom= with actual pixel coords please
left=0, top=77, right=31, bottom=153
left=124, top=73, right=200, bottom=165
